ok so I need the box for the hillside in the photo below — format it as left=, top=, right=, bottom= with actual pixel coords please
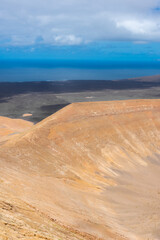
left=0, top=116, right=33, bottom=144
left=0, top=99, right=160, bottom=239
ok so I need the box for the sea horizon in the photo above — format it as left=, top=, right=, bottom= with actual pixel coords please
left=0, top=60, right=160, bottom=82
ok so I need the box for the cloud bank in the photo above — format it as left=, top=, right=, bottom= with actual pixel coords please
left=0, top=0, right=160, bottom=46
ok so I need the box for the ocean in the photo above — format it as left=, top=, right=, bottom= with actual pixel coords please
left=0, top=60, right=160, bottom=82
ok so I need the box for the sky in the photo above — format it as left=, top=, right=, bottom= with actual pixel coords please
left=0, top=0, right=160, bottom=62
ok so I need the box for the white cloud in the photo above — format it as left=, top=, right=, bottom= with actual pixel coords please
left=54, top=34, right=82, bottom=45
left=0, top=0, right=160, bottom=46
left=36, top=15, right=53, bottom=26
left=116, top=19, right=158, bottom=35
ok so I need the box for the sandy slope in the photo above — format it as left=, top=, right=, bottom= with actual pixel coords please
left=0, top=99, right=160, bottom=239
left=0, top=116, right=33, bottom=144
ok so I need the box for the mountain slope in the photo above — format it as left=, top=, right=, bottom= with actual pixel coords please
left=0, top=116, right=33, bottom=143
left=1, top=99, right=160, bottom=239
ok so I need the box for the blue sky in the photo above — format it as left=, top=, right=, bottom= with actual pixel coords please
left=0, top=0, right=160, bottom=62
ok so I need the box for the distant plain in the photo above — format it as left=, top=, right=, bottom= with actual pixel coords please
left=0, top=74, right=160, bottom=123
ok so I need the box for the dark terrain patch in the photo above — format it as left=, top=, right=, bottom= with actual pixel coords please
left=0, top=77, right=160, bottom=123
